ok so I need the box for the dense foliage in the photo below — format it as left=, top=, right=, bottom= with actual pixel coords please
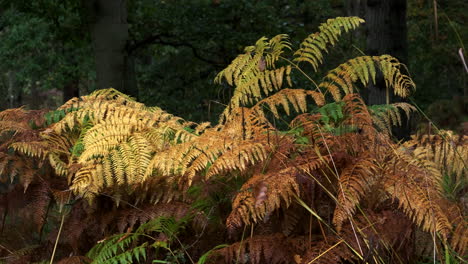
left=0, top=17, right=466, bottom=264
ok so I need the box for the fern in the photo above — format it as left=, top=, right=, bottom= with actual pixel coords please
left=87, top=216, right=188, bottom=264
left=294, top=17, right=365, bottom=71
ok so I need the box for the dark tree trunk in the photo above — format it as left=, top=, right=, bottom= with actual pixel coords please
left=365, top=0, right=408, bottom=104
left=365, top=0, right=410, bottom=138
left=86, top=0, right=138, bottom=98
left=7, top=71, right=22, bottom=108
left=63, top=80, right=80, bottom=103
left=30, top=82, right=40, bottom=109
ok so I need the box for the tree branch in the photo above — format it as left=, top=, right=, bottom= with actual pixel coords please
left=128, top=34, right=224, bottom=66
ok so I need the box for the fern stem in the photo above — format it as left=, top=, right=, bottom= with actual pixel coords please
left=316, top=124, right=364, bottom=256
left=49, top=212, right=66, bottom=264
left=307, top=240, right=343, bottom=264
left=278, top=55, right=322, bottom=92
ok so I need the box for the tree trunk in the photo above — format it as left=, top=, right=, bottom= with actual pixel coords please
left=86, top=0, right=138, bottom=98
left=7, top=71, right=22, bottom=108
left=365, top=0, right=408, bottom=104
left=365, top=0, right=410, bottom=138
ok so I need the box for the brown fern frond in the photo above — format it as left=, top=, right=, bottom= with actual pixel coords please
left=450, top=214, right=467, bottom=255
left=382, top=157, right=452, bottom=239
left=209, top=234, right=299, bottom=264
left=227, top=168, right=300, bottom=232
left=333, top=156, right=379, bottom=231
left=341, top=93, right=376, bottom=136
left=115, top=202, right=207, bottom=233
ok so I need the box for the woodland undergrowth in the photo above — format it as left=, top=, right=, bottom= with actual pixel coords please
left=0, top=17, right=466, bottom=264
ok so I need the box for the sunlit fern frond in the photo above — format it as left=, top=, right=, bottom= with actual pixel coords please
left=404, top=131, right=467, bottom=180
left=251, top=88, right=325, bottom=119
left=70, top=133, right=154, bottom=198
left=333, top=155, right=379, bottom=232
left=215, top=35, right=292, bottom=121
left=146, top=129, right=271, bottom=188
left=294, top=16, right=365, bottom=71
left=59, top=87, right=143, bottom=112
left=318, top=55, right=415, bottom=101
left=146, top=107, right=275, bottom=188
left=215, top=34, right=291, bottom=86
left=226, top=168, right=300, bottom=232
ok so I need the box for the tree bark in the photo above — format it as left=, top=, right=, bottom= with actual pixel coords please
left=365, top=0, right=408, bottom=104
left=86, top=0, right=138, bottom=98
left=365, top=0, right=410, bottom=138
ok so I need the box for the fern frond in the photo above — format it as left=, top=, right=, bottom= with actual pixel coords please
left=252, top=88, right=325, bottom=119
left=319, top=56, right=415, bottom=101
left=226, top=168, right=300, bottom=231
left=404, top=131, right=467, bottom=180
left=215, top=35, right=292, bottom=121
left=383, top=156, right=452, bottom=239
left=294, top=17, right=364, bottom=71
left=333, top=156, right=379, bottom=231
left=10, top=141, right=49, bottom=159
left=208, top=234, right=299, bottom=264
left=369, top=103, right=416, bottom=134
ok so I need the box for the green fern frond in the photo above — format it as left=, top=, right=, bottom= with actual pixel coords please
left=294, top=17, right=365, bottom=71
left=87, top=216, right=188, bottom=264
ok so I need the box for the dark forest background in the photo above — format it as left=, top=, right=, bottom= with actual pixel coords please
left=0, top=0, right=466, bottom=131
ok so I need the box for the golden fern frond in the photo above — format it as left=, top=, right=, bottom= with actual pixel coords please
left=318, top=56, right=415, bottom=101
left=252, top=88, right=325, bottom=119
left=404, top=131, right=467, bottom=180
left=59, top=87, right=144, bottom=112
left=70, top=133, right=154, bottom=197
left=226, top=168, right=300, bottom=231
left=146, top=107, right=274, bottom=187
left=333, top=156, right=379, bottom=232
left=9, top=141, right=49, bottom=159
left=294, top=16, right=365, bottom=71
